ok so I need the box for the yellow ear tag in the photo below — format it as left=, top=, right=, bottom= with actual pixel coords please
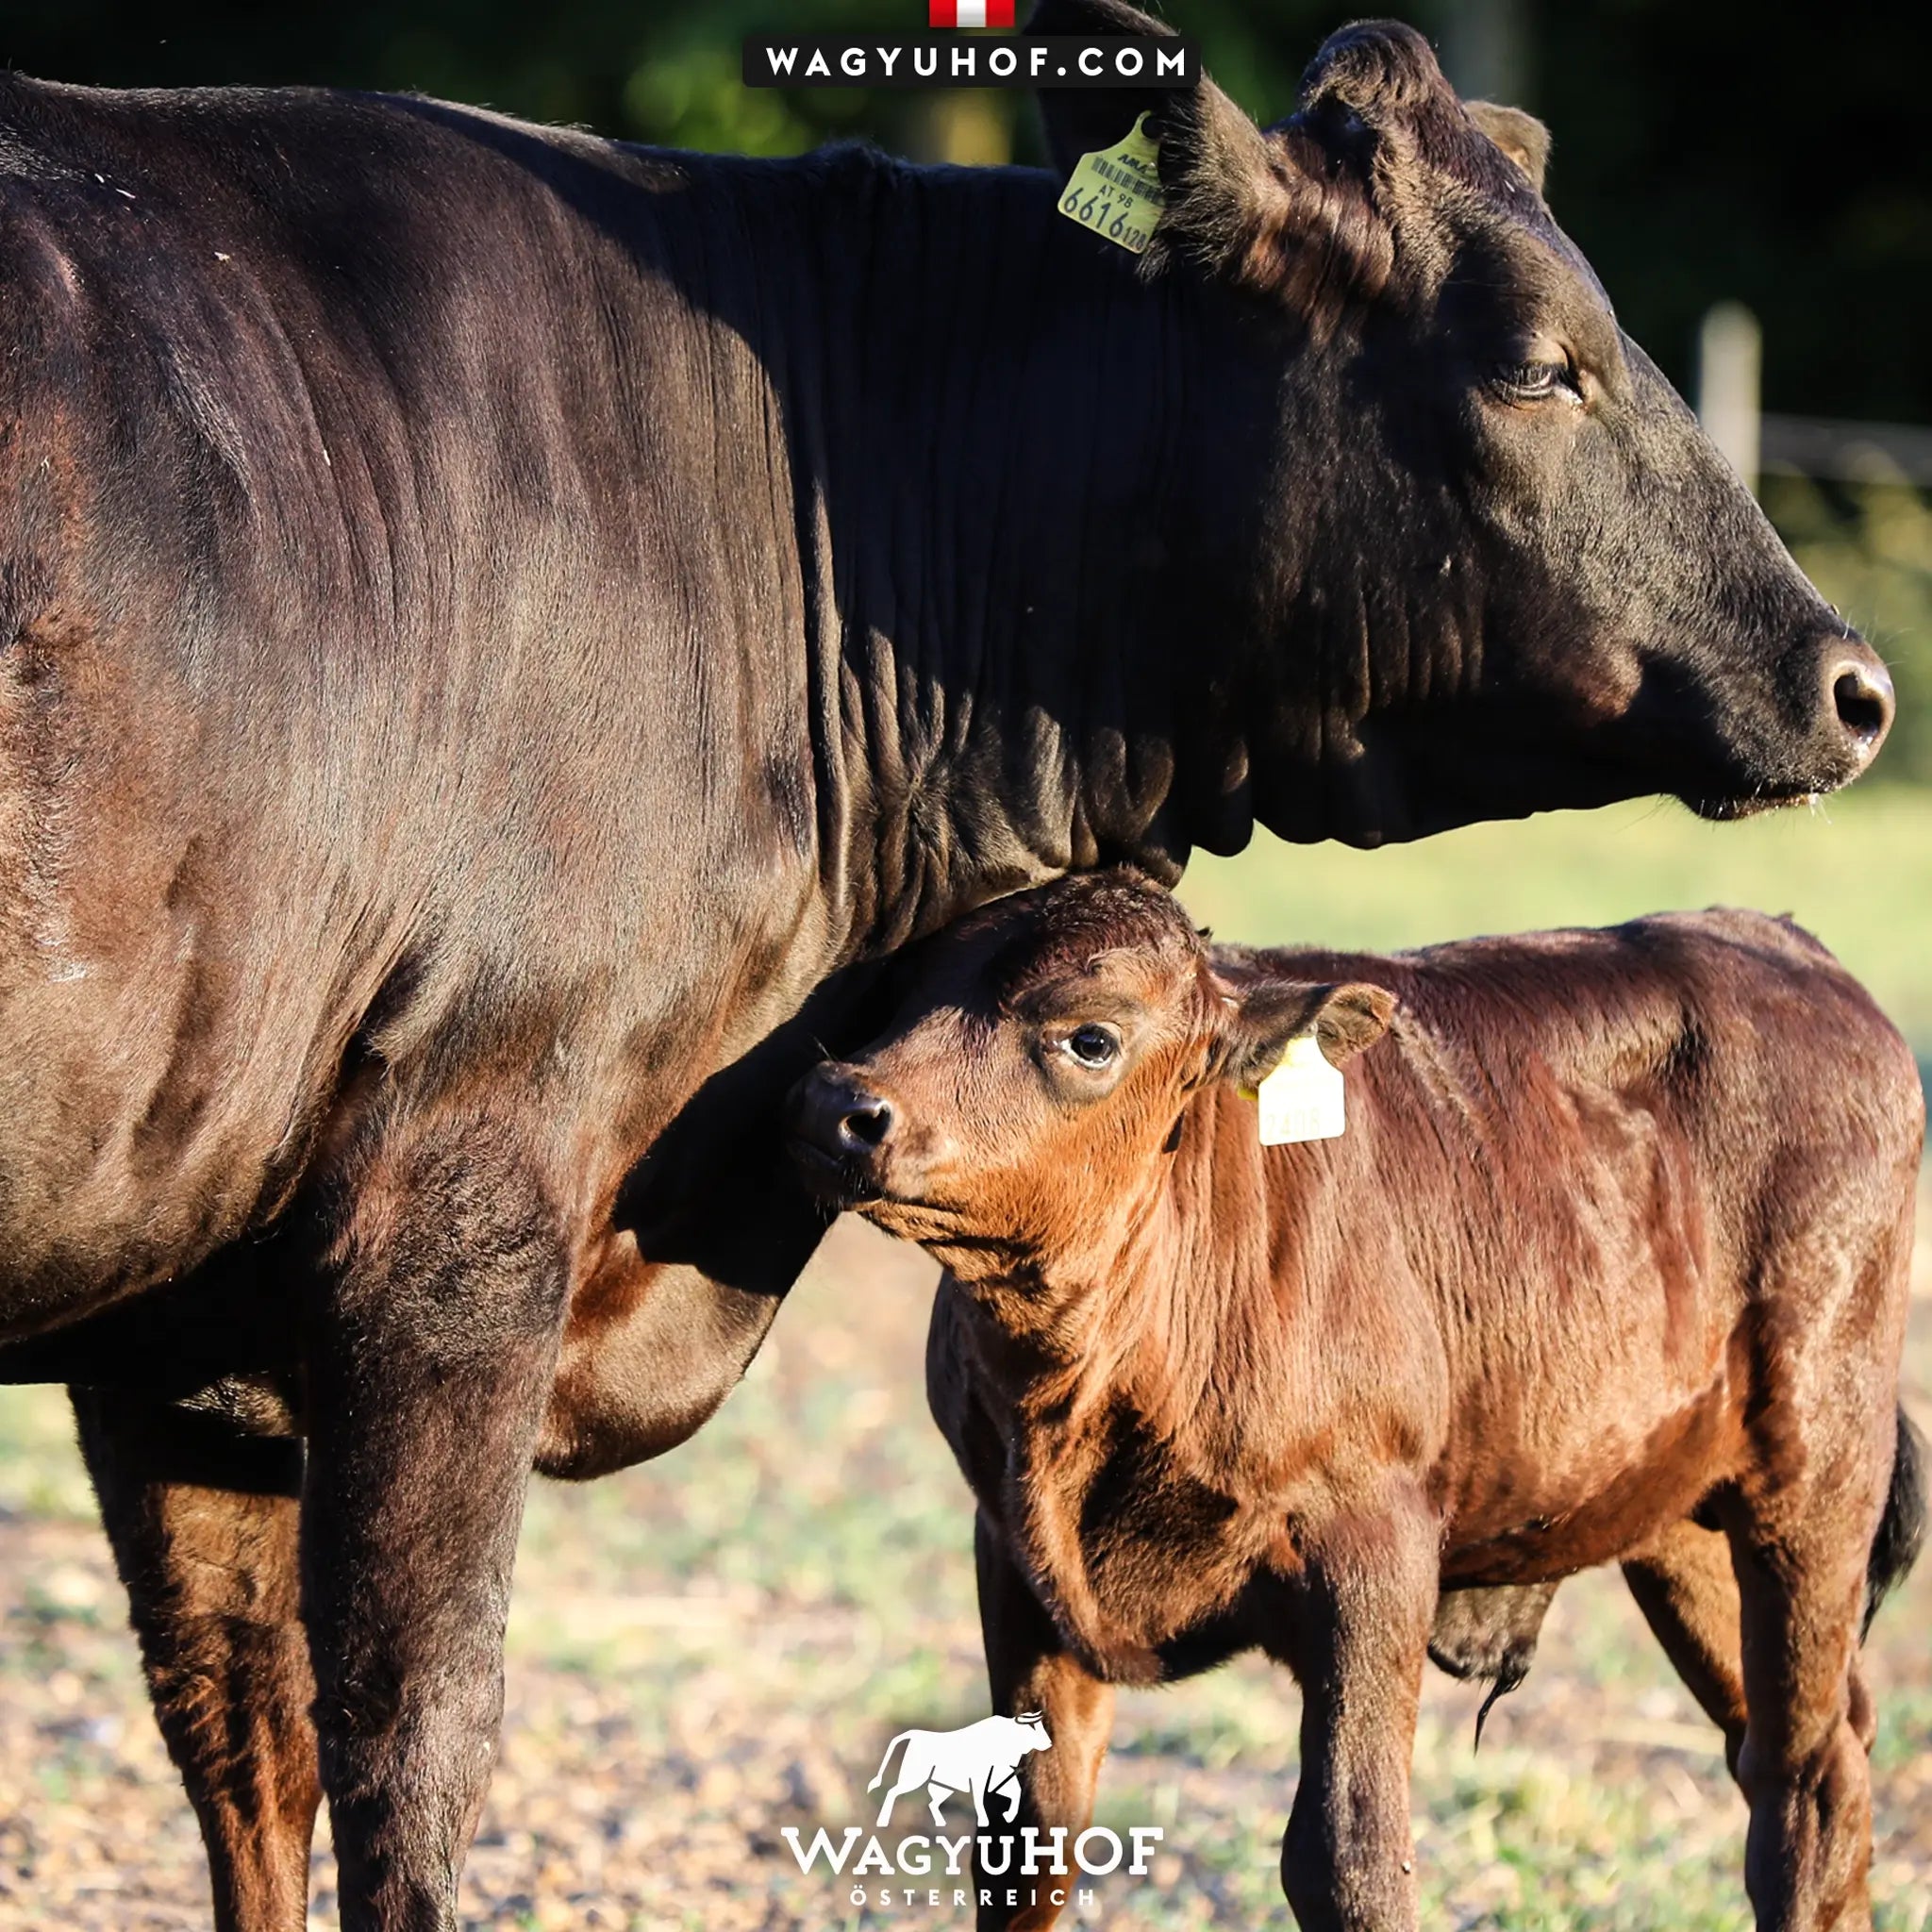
left=1252, top=1034, right=1347, bottom=1146
left=1058, top=111, right=1166, bottom=255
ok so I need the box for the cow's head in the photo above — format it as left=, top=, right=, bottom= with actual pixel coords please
left=785, top=872, right=1391, bottom=1280
left=1031, top=1, right=1891, bottom=842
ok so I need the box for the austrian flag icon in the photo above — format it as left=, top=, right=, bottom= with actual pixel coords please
left=930, top=0, right=1016, bottom=24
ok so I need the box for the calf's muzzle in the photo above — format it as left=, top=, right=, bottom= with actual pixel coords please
left=786, top=1063, right=901, bottom=1208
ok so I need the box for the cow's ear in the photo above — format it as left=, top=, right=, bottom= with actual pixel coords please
left=1027, top=0, right=1292, bottom=280
left=1215, top=976, right=1394, bottom=1093
left=1464, top=101, right=1551, bottom=193
left=1028, top=0, right=1399, bottom=318
left=1026, top=0, right=1193, bottom=175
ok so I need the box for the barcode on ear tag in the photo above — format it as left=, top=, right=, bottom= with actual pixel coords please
left=1255, top=1034, right=1346, bottom=1145
left=1058, top=112, right=1166, bottom=255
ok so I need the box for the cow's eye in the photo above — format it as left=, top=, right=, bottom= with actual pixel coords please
left=1493, top=358, right=1578, bottom=403
left=1063, top=1024, right=1120, bottom=1069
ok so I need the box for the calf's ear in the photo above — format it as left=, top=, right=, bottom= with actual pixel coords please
left=1216, top=978, right=1395, bottom=1092
left=1464, top=101, right=1551, bottom=192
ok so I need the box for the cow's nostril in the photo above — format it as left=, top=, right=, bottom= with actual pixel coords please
left=1832, top=661, right=1892, bottom=746
left=840, top=1099, right=893, bottom=1149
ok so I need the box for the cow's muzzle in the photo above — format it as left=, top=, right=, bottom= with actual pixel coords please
left=1690, top=629, right=1896, bottom=820
left=1823, top=641, right=1893, bottom=771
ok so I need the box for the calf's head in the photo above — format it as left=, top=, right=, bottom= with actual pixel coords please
left=786, top=872, right=1391, bottom=1283
left=1036, top=1, right=1891, bottom=841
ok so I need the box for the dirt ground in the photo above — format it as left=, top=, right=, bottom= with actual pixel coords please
left=2, top=1216, right=1928, bottom=1931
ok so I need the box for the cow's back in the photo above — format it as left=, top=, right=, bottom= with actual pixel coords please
left=1238, top=907, right=1918, bottom=1191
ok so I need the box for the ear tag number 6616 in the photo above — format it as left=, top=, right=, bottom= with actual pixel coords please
left=1058, top=112, right=1166, bottom=255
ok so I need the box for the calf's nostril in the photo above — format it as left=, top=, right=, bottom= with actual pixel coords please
left=839, top=1099, right=893, bottom=1149
left=1831, top=659, right=1893, bottom=747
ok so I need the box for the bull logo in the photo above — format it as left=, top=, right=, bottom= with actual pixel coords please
left=866, top=1710, right=1052, bottom=1827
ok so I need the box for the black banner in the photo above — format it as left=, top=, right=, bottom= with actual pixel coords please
left=742, top=36, right=1199, bottom=90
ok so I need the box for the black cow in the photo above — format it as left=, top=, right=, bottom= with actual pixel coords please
left=0, top=1, right=1890, bottom=1924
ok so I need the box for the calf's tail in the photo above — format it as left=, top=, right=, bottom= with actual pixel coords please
left=868, top=1732, right=911, bottom=1792
left=1864, top=1404, right=1926, bottom=1638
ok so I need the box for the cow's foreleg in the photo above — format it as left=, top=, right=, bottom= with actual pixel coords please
left=973, top=1512, right=1114, bottom=1932
left=301, top=1113, right=568, bottom=1932
left=73, top=1391, right=318, bottom=1932
left=1280, top=1495, right=1436, bottom=1932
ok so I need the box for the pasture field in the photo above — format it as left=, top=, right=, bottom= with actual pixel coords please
left=1, top=791, right=1928, bottom=1930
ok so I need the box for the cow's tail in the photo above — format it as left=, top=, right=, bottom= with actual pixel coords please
left=1865, top=1404, right=1926, bottom=1639
left=868, top=1732, right=912, bottom=1792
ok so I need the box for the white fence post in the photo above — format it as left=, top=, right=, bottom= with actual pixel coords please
left=1697, top=301, right=1762, bottom=494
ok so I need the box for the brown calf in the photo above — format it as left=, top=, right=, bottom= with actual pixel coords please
left=788, top=871, right=1926, bottom=1932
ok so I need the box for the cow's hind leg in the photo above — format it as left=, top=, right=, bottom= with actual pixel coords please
left=1723, top=1409, right=1894, bottom=1932
left=1725, top=1507, right=1877, bottom=1932
left=73, top=1391, right=318, bottom=1932
left=974, top=1512, right=1114, bottom=1932
left=1623, top=1515, right=1884, bottom=1828
left=301, top=1110, right=568, bottom=1932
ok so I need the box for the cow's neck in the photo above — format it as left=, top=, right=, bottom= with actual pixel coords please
left=772, top=153, right=1279, bottom=959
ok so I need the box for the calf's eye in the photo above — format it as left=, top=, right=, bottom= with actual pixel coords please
left=1063, top=1024, right=1120, bottom=1069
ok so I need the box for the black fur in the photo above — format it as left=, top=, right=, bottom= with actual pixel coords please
left=1866, top=1405, right=1928, bottom=1637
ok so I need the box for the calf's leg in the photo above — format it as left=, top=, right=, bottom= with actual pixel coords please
left=301, top=1112, right=568, bottom=1932
left=73, top=1391, right=319, bottom=1932
left=1725, top=1477, right=1884, bottom=1932
left=1622, top=1518, right=1750, bottom=1774
left=973, top=1512, right=1115, bottom=1932
left=1628, top=1505, right=1881, bottom=1929
left=1281, top=1499, right=1437, bottom=1932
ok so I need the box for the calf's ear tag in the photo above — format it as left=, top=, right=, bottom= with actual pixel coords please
left=1252, top=1034, right=1346, bottom=1146
left=1058, top=112, right=1165, bottom=255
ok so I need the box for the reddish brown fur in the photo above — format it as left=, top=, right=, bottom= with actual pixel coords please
left=789, top=872, right=1924, bottom=1932
left=72, top=1395, right=318, bottom=1932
